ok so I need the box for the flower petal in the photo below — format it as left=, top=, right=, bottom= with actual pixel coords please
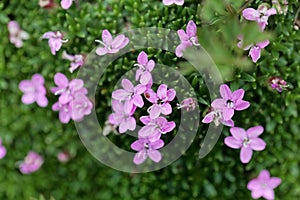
left=122, top=79, right=134, bottom=91
left=242, top=8, right=260, bottom=21
left=166, top=89, right=176, bottom=101
left=231, top=89, right=244, bottom=101
left=36, top=96, right=48, bottom=107
left=220, top=84, right=231, bottom=100
left=249, top=46, right=261, bottom=63
left=266, top=8, right=277, bottom=16
left=250, top=138, right=266, bottom=151
left=224, top=136, right=242, bottom=149
left=132, top=95, right=144, bottom=108
left=148, top=104, right=161, bottom=119
left=54, top=73, right=69, bottom=88
left=22, top=94, right=35, bottom=104
left=269, top=177, right=281, bottom=189
left=133, top=150, right=147, bottom=165
left=137, top=51, right=148, bottom=65
left=247, top=125, right=264, bottom=138
left=234, top=100, right=250, bottom=111
left=186, top=20, right=197, bottom=37
left=111, top=34, right=126, bottom=49
left=161, top=103, right=172, bottom=116
left=262, top=188, right=275, bottom=200
left=161, top=121, right=176, bottom=133
left=240, top=147, right=253, bottom=163
left=112, top=89, right=130, bottom=101
left=202, top=112, right=214, bottom=124
left=140, top=71, right=152, bottom=85
left=211, top=99, right=226, bottom=109
left=138, top=124, right=157, bottom=138
left=157, top=84, right=167, bottom=100
left=96, top=47, right=108, bottom=56
left=61, top=0, right=73, bottom=9
left=131, top=140, right=144, bottom=151
left=222, top=108, right=234, bottom=121
left=102, top=29, right=113, bottom=45
left=230, top=127, right=247, bottom=141
left=148, top=150, right=162, bottom=163
left=256, top=40, right=269, bottom=49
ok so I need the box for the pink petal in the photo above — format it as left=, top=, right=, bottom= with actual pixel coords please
left=230, top=127, right=246, bottom=141
left=59, top=110, right=71, bottom=124
left=132, top=95, right=144, bottom=108
left=59, top=92, right=72, bottom=104
left=251, top=189, right=264, bottom=199
left=134, top=84, right=146, bottom=94
left=0, top=146, right=6, bottom=159
left=138, top=125, right=157, bottom=138
left=126, top=117, right=136, bottom=131
left=256, top=40, right=269, bottom=49
left=249, top=46, right=261, bottom=63
left=61, top=0, right=73, bottom=9
left=137, top=51, right=148, bottom=65
left=211, top=99, right=226, bottom=109
left=240, top=147, right=253, bottom=163
left=36, top=96, right=48, bottom=107
left=262, top=188, right=275, bottom=200
left=22, top=94, right=35, bottom=104
left=102, top=29, right=113, bottom=45
left=174, top=0, right=184, bottom=5
left=69, top=79, right=84, bottom=91
left=144, top=89, right=158, bottom=103
left=220, top=84, right=231, bottom=100
left=242, top=8, right=260, bottom=21
left=269, top=177, right=281, bottom=189
left=54, top=73, right=69, bottom=88
left=202, top=112, right=214, bottom=123
left=161, top=121, right=176, bottom=133
left=122, top=79, right=134, bottom=91
left=247, top=126, right=264, bottom=138
left=140, top=71, right=152, bottom=85
left=146, top=60, right=155, bottom=71
left=163, top=0, right=175, bottom=6
left=119, top=121, right=128, bottom=133
left=266, top=8, right=277, bottom=16
left=133, top=151, right=147, bottom=165
left=112, top=89, right=130, bottom=101
left=140, top=116, right=151, bottom=125
left=224, top=136, right=242, bottom=149
left=250, top=138, right=266, bottom=151
left=19, top=80, right=34, bottom=93
left=96, top=47, right=108, bottom=56
left=160, top=103, right=172, bottom=116
left=31, top=74, right=44, bottom=85
left=131, top=140, right=144, bottom=151
left=175, top=42, right=192, bottom=57
left=259, top=169, right=271, bottom=180
left=166, top=89, right=176, bottom=101
left=42, top=31, right=55, bottom=39
left=231, top=89, right=244, bottom=101
left=148, top=150, right=162, bottom=162
left=222, top=119, right=235, bottom=127
left=234, top=100, right=250, bottom=111
left=157, top=84, right=167, bottom=100
left=222, top=108, right=234, bottom=121
left=111, top=34, right=126, bottom=49
left=186, top=20, right=197, bottom=37
left=247, top=179, right=260, bottom=190
left=111, top=100, right=123, bottom=113
left=149, top=104, right=161, bottom=119
left=150, top=139, right=164, bottom=149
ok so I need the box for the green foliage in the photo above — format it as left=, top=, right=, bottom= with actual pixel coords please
left=0, top=0, right=299, bottom=199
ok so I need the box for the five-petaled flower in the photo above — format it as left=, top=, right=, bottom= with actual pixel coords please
left=242, top=4, right=277, bottom=31
left=211, top=84, right=250, bottom=121
left=202, top=108, right=234, bottom=127
left=71, top=93, right=93, bottom=121
left=95, top=29, right=129, bottom=56
left=109, top=100, right=137, bottom=133
left=138, top=116, right=176, bottom=142
left=19, top=151, right=43, bottom=174
left=7, top=21, right=29, bottom=48
left=134, top=51, right=155, bottom=85
left=61, top=0, right=73, bottom=9
left=145, top=84, right=176, bottom=119
left=238, top=36, right=270, bottom=63
left=42, top=31, right=68, bottom=55
left=131, top=137, right=164, bottom=165
left=62, top=51, right=84, bottom=73
left=176, top=20, right=199, bottom=57
left=162, top=0, right=184, bottom=6
left=224, top=126, right=266, bottom=163
left=19, top=74, right=48, bottom=107
left=247, top=169, right=281, bottom=200
left=0, top=138, right=6, bottom=159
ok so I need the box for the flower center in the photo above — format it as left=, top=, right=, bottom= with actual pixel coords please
left=242, top=137, right=251, bottom=147
left=190, top=37, right=200, bottom=46
left=144, top=142, right=149, bottom=149
left=226, top=100, right=234, bottom=108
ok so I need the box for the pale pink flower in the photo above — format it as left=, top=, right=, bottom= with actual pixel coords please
left=268, top=76, right=288, bottom=92
left=52, top=102, right=72, bottom=124
left=7, top=21, right=29, bottom=48
left=202, top=108, right=234, bottom=127
left=177, top=98, right=197, bottom=111
left=0, top=138, right=6, bottom=159
left=19, top=151, right=43, bottom=174
left=42, top=31, right=68, bottom=55
left=71, top=93, right=93, bottom=121
left=163, top=0, right=184, bottom=6
left=61, top=0, right=73, bottom=9
left=247, top=169, right=281, bottom=200
left=57, top=151, right=71, bottom=162
left=134, top=51, right=155, bottom=85
left=62, top=51, right=84, bottom=73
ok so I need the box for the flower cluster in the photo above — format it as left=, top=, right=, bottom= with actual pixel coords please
left=51, top=73, right=93, bottom=124
left=42, top=31, right=68, bottom=55
left=7, top=21, right=29, bottom=48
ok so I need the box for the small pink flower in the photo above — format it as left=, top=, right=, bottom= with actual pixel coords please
left=19, top=74, right=48, bottom=107
left=176, top=20, right=199, bottom=57
left=61, top=0, right=73, bottom=9
left=247, top=169, right=281, bottom=200
left=7, top=21, right=29, bottom=48
left=19, top=151, right=43, bottom=174
left=211, top=84, right=250, bottom=121
left=95, top=29, right=129, bottom=56
left=145, top=84, right=176, bottom=119
left=52, top=102, right=72, bottom=124
left=39, top=0, right=54, bottom=8
left=42, top=31, right=68, bottom=55
left=71, top=93, right=93, bottom=121
left=134, top=51, right=155, bottom=85
left=163, top=0, right=184, bottom=6
left=57, top=151, right=71, bottom=162
left=268, top=76, right=288, bottom=92
left=131, top=137, right=164, bottom=165
left=202, top=108, right=234, bottom=127
left=62, top=51, right=84, bottom=73
left=224, top=126, right=266, bottom=163
left=177, top=98, right=197, bottom=111
left=242, top=4, right=277, bottom=31
left=0, top=138, right=7, bottom=159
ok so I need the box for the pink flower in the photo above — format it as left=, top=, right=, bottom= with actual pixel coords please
left=176, top=20, right=199, bottom=57
left=211, top=84, right=250, bottom=121
left=19, top=74, right=48, bottom=107
left=238, top=36, right=270, bottom=63
left=52, top=102, right=72, bottom=123
left=131, top=137, right=164, bottom=165
left=109, top=100, right=137, bottom=133
left=61, top=0, right=73, bottom=9
left=62, top=51, right=84, bottom=73
left=224, top=126, right=266, bottom=163
left=145, top=84, right=176, bottom=119
left=39, top=0, right=54, bottom=8
left=247, top=169, right=281, bottom=200
left=177, top=98, right=197, bottom=111
left=202, top=108, right=234, bottom=127
left=134, top=51, right=155, bottom=85
left=138, top=116, right=176, bottom=142
left=242, top=5, right=277, bottom=30
left=163, top=0, right=184, bottom=6
left=95, top=29, right=129, bottom=56
left=112, top=79, right=146, bottom=108
left=0, top=138, right=6, bottom=159
left=71, top=93, right=93, bottom=121
left=19, top=151, right=43, bottom=174
left=57, top=151, right=71, bottom=162
left=269, top=76, right=288, bottom=92
left=42, top=31, right=68, bottom=55
left=7, top=21, right=29, bottom=48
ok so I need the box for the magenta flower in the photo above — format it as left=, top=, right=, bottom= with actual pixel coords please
left=57, top=151, right=71, bottom=162
left=112, top=79, right=146, bottom=108
left=202, top=108, right=234, bottom=127
left=138, top=116, right=176, bottom=142
left=134, top=51, right=155, bottom=85
left=131, top=137, right=164, bottom=165
left=51, top=72, right=85, bottom=104
left=19, top=151, right=43, bottom=174
left=95, top=29, right=129, bottom=56
left=211, top=84, right=250, bottom=121
left=7, top=21, right=29, bottom=48
left=62, top=51, right=84, bottom=73
left=247, top=169, right=281, bottom=200
left=109, top=100, right=137, bottom=133
left=19, top=74, right=48, bottom=107
left=224, top=126, right=266, bottom=163
left=145, top=84, right=176, bottom=119
left=162, top=0, right=184, bottom=6
left=238, top=36, right=270, bottom=63
left=0, top=138, right=6, bottom=159
left=177, top=98, right=197, bottom=111
left=269, top=76, right=288, bottom=92
left=175, top=20, right=199, bottom=57
left=42, top=31, right=67, bottom=55
left=52, top=102, right=72, bottom=124
left=61, top=0, right=73, bottom=9
left=71, top=93, right=93, bottom=121
left=242, top=5, right=277, bottom=30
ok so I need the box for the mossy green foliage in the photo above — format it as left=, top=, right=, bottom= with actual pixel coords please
left=0, top=0, right=299, bottom=199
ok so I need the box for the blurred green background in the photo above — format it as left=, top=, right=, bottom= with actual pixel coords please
left=0, top=0, right=299, bottom=199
